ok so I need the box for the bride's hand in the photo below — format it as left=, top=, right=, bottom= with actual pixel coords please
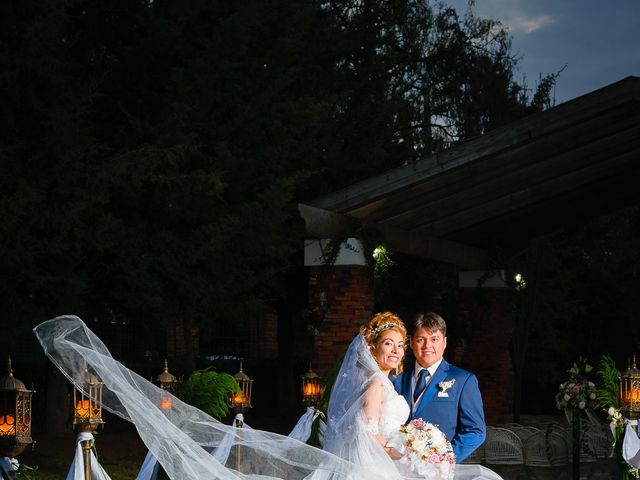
left=384, top=445, right=403, bottom=460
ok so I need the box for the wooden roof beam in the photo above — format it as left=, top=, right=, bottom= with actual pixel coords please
left=297, top=204, right=487, bottom=269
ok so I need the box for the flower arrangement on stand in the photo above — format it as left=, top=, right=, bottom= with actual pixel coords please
left=555, top=357, right=598, bottom=480
left=555, top=357, right=598, bottom=413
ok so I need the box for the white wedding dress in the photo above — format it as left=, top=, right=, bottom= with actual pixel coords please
left=380, top=380, right=412, bottom=439
left=34, top=316, right=502, bottom=480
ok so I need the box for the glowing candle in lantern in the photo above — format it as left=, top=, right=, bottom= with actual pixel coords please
left=0, top=415, right=15, bottom=436
left=233, top=391, right=247, bottom=404
left=301, top=363, right=323, bottom=407
left=76, top=399, right=90, bottom=418
left=161, top=395, right=172, bottom=411
left=624, top=387, right=640, bottom=403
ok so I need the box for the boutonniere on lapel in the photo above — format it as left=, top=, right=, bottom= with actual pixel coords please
left=437, top=379, right=456, bottom=397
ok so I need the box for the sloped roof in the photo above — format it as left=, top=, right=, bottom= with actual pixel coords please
left=300, top=76, right=640, bottom=268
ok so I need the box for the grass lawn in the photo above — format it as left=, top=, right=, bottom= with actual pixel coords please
left=18, top=427, right=147, bottom=479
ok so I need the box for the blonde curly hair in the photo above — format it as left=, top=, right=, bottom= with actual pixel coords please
left=361, top=311, right=407, bottom=375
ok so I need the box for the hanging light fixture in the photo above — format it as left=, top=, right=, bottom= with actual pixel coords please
left=0, top=356, right=33, bottom=458
left=620, top=355, right=640, bottom=420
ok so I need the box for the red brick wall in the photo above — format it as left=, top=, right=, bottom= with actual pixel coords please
left=458, top=288, right=514, bottom=424
left=308, top=265, right=374, bottom=373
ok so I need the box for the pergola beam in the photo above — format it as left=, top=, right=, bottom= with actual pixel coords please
left=297, top=204, right=487, bottom=269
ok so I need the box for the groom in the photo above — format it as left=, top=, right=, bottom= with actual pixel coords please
left=392, top=311, right=486, bottom=462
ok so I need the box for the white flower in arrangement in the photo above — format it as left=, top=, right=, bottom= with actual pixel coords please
left=578, top=401, right=586, bottom=409
left=564, top=394, right=571, bottom=401
left=429, top=427, right=446, bottom=446
left=607, top=407, right=623, bottom=423
left=412, top=438, right=427, bottom=452
left=589, top=392, right=596, bottom=400
left=588, top=381, right=595, bottom=387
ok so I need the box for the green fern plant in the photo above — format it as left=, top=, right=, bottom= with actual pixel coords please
left=178, top=367, right=239, bottom=419
left=595, top=354, right=620, bottom=410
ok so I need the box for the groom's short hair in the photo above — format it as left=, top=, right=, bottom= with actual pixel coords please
left=412, top=311, right=447, bottom=337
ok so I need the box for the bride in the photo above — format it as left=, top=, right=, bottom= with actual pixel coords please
left=34, top=315, right=502, bottom=479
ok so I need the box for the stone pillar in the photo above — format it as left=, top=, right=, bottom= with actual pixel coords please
left=457, top=271, right=514, bottom=424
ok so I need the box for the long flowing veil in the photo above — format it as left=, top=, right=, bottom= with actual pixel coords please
left=34, top=315, right=502, bottom=480
left=306, top=334, right=406, bottom=480
left=324, top=334, right=380, bottom=453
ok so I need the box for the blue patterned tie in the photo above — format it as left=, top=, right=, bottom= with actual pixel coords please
left=413, top=369, right=430, bottom=402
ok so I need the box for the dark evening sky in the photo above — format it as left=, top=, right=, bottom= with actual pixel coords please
left=446, top=0, right=640, bottom=103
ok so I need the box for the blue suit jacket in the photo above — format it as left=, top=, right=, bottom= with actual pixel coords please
left=391, top=359, right=486, bottom=462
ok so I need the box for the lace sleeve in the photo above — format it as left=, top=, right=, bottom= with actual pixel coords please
left=362, top=375, right=384, bottom=437
left=366, top=418, right=379, bottom=435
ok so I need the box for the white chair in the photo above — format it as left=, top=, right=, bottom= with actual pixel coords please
left=498, top=422, right=524, bottom=429
left=576, top=417, right=613, bottom=462
left=523, top=431, right=569, bottom=466
left=484, top=427, right=524, bottom=464
left=586, top=432, right=615, bottom=459
left=564, top=431, right=597, bottom=463
left=511, top=425, right=542, bottom=444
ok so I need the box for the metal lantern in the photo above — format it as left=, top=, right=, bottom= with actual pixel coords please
left=154, top=359, right=180, bottom=411
left=620, top=355, right=640, bottom=420
left=73, top=365, right=104, bottom=432
left=301, top=364, right=324, bottom=408
left=0, top=356, right=33, bottom=458
left=228, top=361, right=253, bottom=420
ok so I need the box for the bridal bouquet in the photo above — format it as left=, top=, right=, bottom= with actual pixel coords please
left=397, top=418, right=455, bottom=479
